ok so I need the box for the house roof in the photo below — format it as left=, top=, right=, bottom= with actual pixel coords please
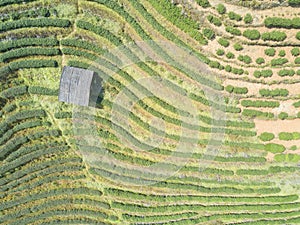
left=58, top=66, right=95, bottom=106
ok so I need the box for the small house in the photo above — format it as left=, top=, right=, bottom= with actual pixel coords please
left=58, top=66, right=101, bottom=107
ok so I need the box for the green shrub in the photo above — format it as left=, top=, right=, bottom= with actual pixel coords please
left=231, top=67, right=244, bottom=75
left=228, top=11, right=242, bottom=21
left=253, top=69, right=273, bottom=78
left=278, top=50, right=286, bottom=57
left=256, top=57, right=265, bottom=65
left=226, top=52, right=235, bottom=59
left=208, top=60, right=221, bottom=69
left=244, top=13, right=253, bottom=24
left=225, top=65, right=232, bottom=72
left=261, top=31, right=287, bottom=41
left=217, top=4, right=226, bottom=14
left=0, top=47, right=60, bottom=63
left=196, top=0, right=211, bottom=8
left=289, top=0, right=300, bottom=6
left=216, top=49, right=225, bottom=56
left=225, top=26, right=241, bottom=36
left=293, top=100, right=300, bottom=107
left=0, top=38, right=58, bottom=52
left=279, top=132, right=300, bottom=140
left=275, top=154, right=300, bottom=163
left=226, top=86, right=248, bottom=94
left=259, top=132, right=275, bottom=141
left=295, top=57, right=300, bottom=64
left=233, top=43, right=243, bottom=51
left=297, top=70, right=300, bottom=75
left=9, top=59, right=58, bottom=71
left=264, top=17, right=300, bottom=28
left=265, top=48, right=276, bottom=56
left=28, top=86, right=58, bottom=96
left=242, top=109, right=274, bottom=118
left=203, top=28, right=215, bottom=40
left=278, top=69, right=295, bottom=77
left=297, top=32, right=300, bottom=40
left=218, top=38, right=230, bottom=47
left=259, top=88, right=289, bottom=97
left=291, top=47, right=300, bottom=56
left=270, top=58, right=288, bottom=66
left=207, top=15, right=222, bottom=26
left=238, top=55, right=252, bottom=64
left=241, top=100, right=279, bottom=108
left=0, top=18, right=71, bottom=32
left=265, top=143, right=286, bottom=153
left=278, top=112, right=288, bottom=120
left=243, top=29, right=260, bottom=40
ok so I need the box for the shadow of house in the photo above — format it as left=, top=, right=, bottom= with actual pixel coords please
left=58, top=66, right=102, bottom=107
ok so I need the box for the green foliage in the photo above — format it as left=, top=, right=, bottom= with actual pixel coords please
left=253, top=70, right=273, bottom=78
left=0, top=0, right=36, bottom=7
left=241, top=100, right=279, bottom=108
left=0, top=18, right=71, bottom=32
left=216, top=49, right=225, bottom=56
left=238, top=55, right=252, bottom=64
left=264, top=48, right=276, bottom=56
left=0, top=38, right=58, bottom=52
left=228, top=11, right=242, bottom=21
left=225, top=85, right=248, bottom=94
left=275, top=154, right=300, bottom=163
left=278, top=69, right=295, bottom=77
left=259, top=132, right=275, bottom=141
left=259, top=88, right=289, bottom=97
left=264, top=17, right=300, bottom=28
left=1, top=85, right=28, bottom=99
left=28, top=86, right=58, bottom=96
left=9, top=59, right=58, bottom=71
left=54, top=111, right=72, bottom=119
left=225, top=65, right=232, bottom=72
left=291, top=47, right=300, bottom=56
left=134, top=0, right=208, bottom=45
left=261, top=31, right=287, bottom=41
left=256, top=57, right=265, bottom=65
left=203, top=28, right=215, bottom=40
left=265, top=143, right=286, bottom=153
left=278, top=112, right=288, bottom=120
left=242, top=109, right=274, bottom=119
left=218, top=38, right=229, bottom=48
left=244, top=13, right=253, bottom=24
left=233, top=43, right=243, bottom=51
left=0, top=47, right=60, bottom=63
left=61, top=38, right=106, bottom=55
left=208, top=60, right=222, bottom=69
left=226, top=52, right=235, bottom=59
left=76, top=20, right=121, bottom=46
left=231, top=67, right=244, bottom=75
left=270, top=58, right=288, bottom=66
left=225, top=26, right=241, bottom=36
left=243, top=29, right=260, bottom=40
left=293, top=100, right=300, bottom=107
left=62, top=47, right=97, bottom=60
left=216, top=4, right=226, bottom=14
left=4, top=7, right=50, bottom=22
left=278, top=50, right=286, bottom=57
left=295, top=57, right=300, bottom=64
left=297, top=32, right=300, bottom=40
left=207, top=15, right=222, bottom=26
left=279, top=132, right=300, bottom=140
left=138, top=0, right=208, bottom=44
left=289, top=0, right=300, bottom=6
left=195, top=0, right=211, bottom=8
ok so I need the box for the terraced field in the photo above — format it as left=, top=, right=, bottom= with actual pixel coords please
left=1, top=0, right=300, bottom=224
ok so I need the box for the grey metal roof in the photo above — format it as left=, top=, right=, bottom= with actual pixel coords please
left=58, top=66, right=96, bottom=106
